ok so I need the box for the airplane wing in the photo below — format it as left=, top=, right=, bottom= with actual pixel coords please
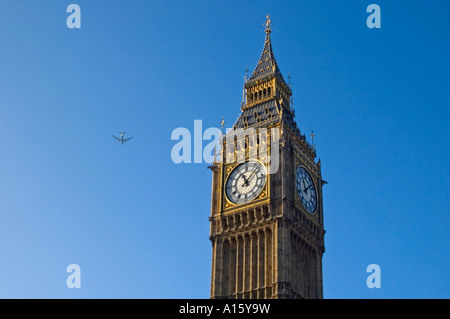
left=112, top=135, right=121, bottom=141
left=123, top=137, right=133, bottom=142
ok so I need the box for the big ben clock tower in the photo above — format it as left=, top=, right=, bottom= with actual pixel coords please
left=209, top=16, right=326, bottom=299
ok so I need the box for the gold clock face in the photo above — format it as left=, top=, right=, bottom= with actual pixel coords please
left=225, top=161, right=266, bottom=205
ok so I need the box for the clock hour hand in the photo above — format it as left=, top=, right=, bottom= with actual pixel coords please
left=302, top=179, right=308, bottom=194
left=303, top=182, right=314, bottom=194
left=248, top=170, right=258, bottom=182
left=241, top=174, right=249, bottom=187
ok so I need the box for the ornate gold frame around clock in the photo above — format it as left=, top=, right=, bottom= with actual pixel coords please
left=222, top=159, right=270, bottom=214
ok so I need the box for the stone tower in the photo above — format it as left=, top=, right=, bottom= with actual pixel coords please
left=209, top=15, right=326, bottom=299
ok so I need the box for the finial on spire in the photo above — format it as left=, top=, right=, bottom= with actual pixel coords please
left=310, top=130, right=316, bottom=150
left=265, top=14, right=272, bottom=34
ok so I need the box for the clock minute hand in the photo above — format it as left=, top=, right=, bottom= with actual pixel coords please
left=242, top=164, right=259, bottom=186
left=248, top=169, right=259, bottom=182
left=243, top=166, right=256, bottom=186
left=249, top=164, right=258, bottom=176
left=249, top=163, right=260, bottom=179
left=248, top=173, right=256, bottom=183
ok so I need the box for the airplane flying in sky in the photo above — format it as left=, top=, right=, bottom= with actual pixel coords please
left=112, top=132, right=133, bottom=144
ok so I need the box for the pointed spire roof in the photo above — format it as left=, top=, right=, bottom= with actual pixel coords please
left=247, top=15, right=288, bottom=87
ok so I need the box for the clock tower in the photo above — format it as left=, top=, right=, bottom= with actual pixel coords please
left=209, top=16, right=326, bottom=299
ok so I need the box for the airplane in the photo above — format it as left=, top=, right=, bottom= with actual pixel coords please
left=112, top=131, right=133, bottom=144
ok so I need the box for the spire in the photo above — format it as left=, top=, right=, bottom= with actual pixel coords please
left=234, top=15, right=309, bottom=153
left=247, top=14, right=288, bottom=87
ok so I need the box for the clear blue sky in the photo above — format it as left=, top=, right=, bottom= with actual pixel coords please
left=0, top=0, right=449, bottom=298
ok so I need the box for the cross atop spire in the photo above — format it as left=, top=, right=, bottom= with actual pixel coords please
left=310, top=130, right=316, bottom=150
left=265, top=14, right=272, bottom=34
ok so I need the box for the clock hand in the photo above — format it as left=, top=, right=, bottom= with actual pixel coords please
left=248, top=164, right=260, bottom=180
left=241, top=174, right=249, bottom=187
left=302, top=180, right=308, bottom=193
left=304, top=184, right=312, bottom=195
left=249, top=169, right=261, bottom=183
left=242, top=164, right=258, bottom=186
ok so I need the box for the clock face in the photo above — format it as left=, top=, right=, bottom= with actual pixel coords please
left=296, top=166, right=317, bottom=213
left=226, top=161, right=266, bottom=205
